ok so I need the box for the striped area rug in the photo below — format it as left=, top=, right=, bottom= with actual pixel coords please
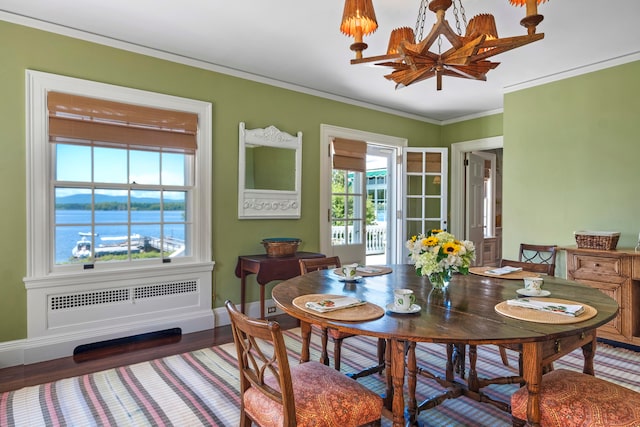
left=1, top=330, right=639, bottom=426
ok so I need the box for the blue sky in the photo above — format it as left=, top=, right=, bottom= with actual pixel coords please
left=55, top=144, right=187, bottom=200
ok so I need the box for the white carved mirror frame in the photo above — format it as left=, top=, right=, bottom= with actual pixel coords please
left=238, top=122, right=302, bottom=219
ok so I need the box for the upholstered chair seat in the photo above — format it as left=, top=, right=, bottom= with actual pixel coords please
left=244, top=360, right=383, bottom=427
left=511, top=369, right=640, bottom=427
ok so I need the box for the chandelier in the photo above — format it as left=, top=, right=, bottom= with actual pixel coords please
left=340, top=0, right=548, bottom=90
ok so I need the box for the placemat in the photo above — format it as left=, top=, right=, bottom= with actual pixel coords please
left=333, top=266, right=393, bottom=277
left=495, top=297, right=598, bottom=324
left=470, top=266, right=540, bottom=280
left=292, top=294, right=385, bottom=321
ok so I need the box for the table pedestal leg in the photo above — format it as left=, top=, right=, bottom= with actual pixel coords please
left=390, top=339, right=407, bottom=427
left=521, top=342, right=543, bottom=427
left=407, top=342, right=418, bottom=426
left=299, top=321, right=311, bottom=363
left=582, top=334, right=596, bottom=375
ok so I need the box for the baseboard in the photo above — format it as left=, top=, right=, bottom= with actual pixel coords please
left=213, top=298, right=283, bottom=327
left=0, top=309, right=214, bottom=369
left=0, top=299, right=281, bottom=369
left=598, top=337, right=640, bottom=353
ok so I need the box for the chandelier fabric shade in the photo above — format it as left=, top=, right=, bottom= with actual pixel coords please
left=340, top=0, right=378, bottom=59
left=465, top=14, right=498, bottom=41
left=387, top=27, right=416, bottom=55
left=508, top=0, right=548, bottom=6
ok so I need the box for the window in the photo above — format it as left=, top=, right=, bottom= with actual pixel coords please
left=25, top=71, right=212, bottom=279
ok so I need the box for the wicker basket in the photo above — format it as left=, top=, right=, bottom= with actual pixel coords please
left=574, top=231, right=620, bottom=250
left=262, top=238, right=301, bottom=257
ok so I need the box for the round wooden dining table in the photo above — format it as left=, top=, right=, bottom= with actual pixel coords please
left=271, top=264, right=618, bottom=427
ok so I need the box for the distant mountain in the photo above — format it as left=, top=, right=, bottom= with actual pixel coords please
left=57, top=194, right=165, bottom=204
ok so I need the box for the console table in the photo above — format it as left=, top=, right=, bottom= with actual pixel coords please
left=235, top=252, right=325, bottom=318
left=565, top=247, right=640, bottom=346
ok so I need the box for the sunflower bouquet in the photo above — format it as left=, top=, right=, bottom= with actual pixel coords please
left=405, top=229, right=476, bottom=288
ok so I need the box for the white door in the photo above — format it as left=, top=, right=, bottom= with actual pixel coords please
left=366, top=144, right=398, bottom=265
left=319, top=125, right=407, bottom=265
left=465, top=152, right=485, bottom=266
left=330, top=166, right=367, bottom=265
left=401, top=148, right=448, bottom=261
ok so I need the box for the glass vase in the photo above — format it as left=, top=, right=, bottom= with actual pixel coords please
left=428, top=270, right=452, bottom=290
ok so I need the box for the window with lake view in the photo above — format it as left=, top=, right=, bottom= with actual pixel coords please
left=25, top=71, right=212, bottom=279
left=54, top=144, right=192, bottom=265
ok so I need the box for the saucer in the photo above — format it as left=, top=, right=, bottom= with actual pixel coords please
left=339, top=276, right=362, bottom=283
left=516, top=288, right=551, bottom=297
left=386, top=303, right=421, bottom=314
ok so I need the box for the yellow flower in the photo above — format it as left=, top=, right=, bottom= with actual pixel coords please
left=431, top=229, right=444, bottom=234
left=424, top=236, right=439, bottom=246
left=442, top=242, right=459, bottom=255
left=411, top=235, right=417, bottom=242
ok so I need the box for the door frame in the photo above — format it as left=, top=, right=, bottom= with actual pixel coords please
left=319, top=124, right=407, bottom=263
left=450, top=136, right=503, bottom=238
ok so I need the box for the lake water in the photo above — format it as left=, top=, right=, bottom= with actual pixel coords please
left=56, top=210, right=186, bottom=264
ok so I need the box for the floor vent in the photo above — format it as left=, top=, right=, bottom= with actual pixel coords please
left=73, top=327, right=182, bottom=360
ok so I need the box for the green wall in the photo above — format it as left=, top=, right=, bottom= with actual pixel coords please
left=0, top=20, right=439, bottom=342
left=502, top=61, right=640, bottom=272
left=442, top=61, right=640, bottom=275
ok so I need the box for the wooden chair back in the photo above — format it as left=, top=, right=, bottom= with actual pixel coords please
left=500, top=259, right=554, bottom=275
left=299, top=256, right=341, bottom=274
left=225, top=300, right=296, bottom=426
left=518, top=244, right=557, bottom=276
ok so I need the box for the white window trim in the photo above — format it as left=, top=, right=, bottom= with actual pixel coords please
left=22, top=72, right=214, bottom=362
left=25, top=70, right=213, bottom=282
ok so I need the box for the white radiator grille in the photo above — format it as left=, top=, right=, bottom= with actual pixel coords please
left=49, top=280, right=198, bottom=311
left=50, top=288, right=130, bottom=310
left=134, top=280, right=197, bottom=300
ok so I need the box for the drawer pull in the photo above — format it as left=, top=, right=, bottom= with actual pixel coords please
left=554, top=340, right=561, bottom=353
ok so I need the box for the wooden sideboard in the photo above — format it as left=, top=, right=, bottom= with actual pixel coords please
left=565, top=247, right=640, bottom=346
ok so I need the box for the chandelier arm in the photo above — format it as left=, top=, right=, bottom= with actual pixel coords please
left=443, top=65, right=487, bottom=80
left=441, top=35, right=486, bottom=65
left=470, top=33, right=544, bottom=62
left=415, top=16, right=464, bottom=55
left=349, top=53, right=402, bottom=65
left=385, top=67, right=436, bottom=87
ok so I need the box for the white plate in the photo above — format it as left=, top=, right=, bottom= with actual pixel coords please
left=516, top=288, right=551, bottom=297
left=339, top=276, right=363, bottom=282
left=386, top=303, right=421, bottom=314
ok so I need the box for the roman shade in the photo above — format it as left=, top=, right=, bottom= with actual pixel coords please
left=47, top=92, right=198, bottom=153
left=331, top=137, right=366, bottom=172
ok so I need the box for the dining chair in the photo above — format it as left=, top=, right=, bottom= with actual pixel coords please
left=518, top=243, right=557, bottom=275
left=225, top=300, right=383, bottom=427
left=298, top=257, right=386, bottom=377
left=497, top=244, right=557, bottom=367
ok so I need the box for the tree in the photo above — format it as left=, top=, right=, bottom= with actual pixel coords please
left=331, top=170, right=376, bottom=225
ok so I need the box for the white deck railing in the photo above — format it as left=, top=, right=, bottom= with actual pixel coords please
left=331, top=224, right=386, bottom=255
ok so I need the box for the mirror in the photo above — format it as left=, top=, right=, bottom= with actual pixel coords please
left=238, top=122, right=302, bottom=219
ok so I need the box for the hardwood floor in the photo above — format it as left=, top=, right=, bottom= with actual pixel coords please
left=0, top=314, right=298, bottom=393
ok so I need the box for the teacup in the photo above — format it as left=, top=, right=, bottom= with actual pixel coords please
left=523, top=277, right=544, bottom=294
left=342, top=263, right=358, bottom=278
left=393, top=289, right=416, bottom=311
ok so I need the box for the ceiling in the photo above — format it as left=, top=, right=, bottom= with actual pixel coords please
left=2, top=0, right=639, bottom=123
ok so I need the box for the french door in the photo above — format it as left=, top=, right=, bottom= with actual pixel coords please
left=320, top=125, right=407, bottom=265
left=401, top=147, right=448, bottom=260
